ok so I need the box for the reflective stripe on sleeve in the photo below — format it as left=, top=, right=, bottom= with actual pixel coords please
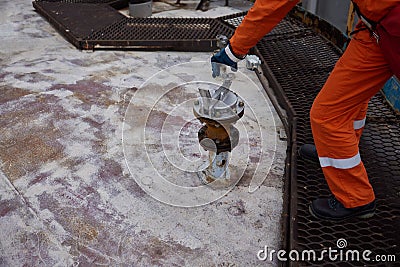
left=319, top=153, right=361, bottom=169
left=225, top=45, right=242, bottom=63
left=353, top=118, right=366, bottom=130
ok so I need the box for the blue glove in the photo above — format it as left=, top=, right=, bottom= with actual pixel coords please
left=211, top=44, right=243, bottom=78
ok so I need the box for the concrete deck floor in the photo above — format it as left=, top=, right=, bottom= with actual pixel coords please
left=0, top=0, right=287, bottom=266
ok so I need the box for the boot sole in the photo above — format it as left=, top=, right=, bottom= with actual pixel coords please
left=309, top=205, right=375, bottom=221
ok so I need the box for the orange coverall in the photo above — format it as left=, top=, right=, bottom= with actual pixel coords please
left=230, top=0, right=399, bottom=208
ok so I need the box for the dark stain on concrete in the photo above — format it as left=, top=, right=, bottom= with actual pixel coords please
left=0, top=86, right=31, bottom=105
left=118, top=230, right=202, bottom=266
left=28, top=172, right=50, bottom=187
left=163, top=84, right=198, bottom=105
left=228, top=199, right=246, bottom=216
left=13, top=72, right=54, bottom=84
left=0, top=199, right=20, bottom=217
left=155, top=54, right=192, bottom=69
left=119, top=175, right=147, bottom=199
left=99, top=159, right=123, bottom=181
left=50, top=80, right=117, bottom=108
left=1, top=134, right=64, bottom=181
left=146, top=110, right=168, bottom=132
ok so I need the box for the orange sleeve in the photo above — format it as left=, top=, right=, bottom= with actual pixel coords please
left=230, top=0, right=299, bottom=55
left=353, top=0, right=400, bottom=22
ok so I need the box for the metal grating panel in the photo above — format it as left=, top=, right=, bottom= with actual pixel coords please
left=265, top=18, right=309, bottom=39
left=219, top=12, right=307, bottom=39
left=33, top=0, right=234, bottom=51
left=33, top=1, right=126, bottom=48
left=85, top=17, right=234, bottom=51
left=368, top=92, right=400, bottom=123
left=34, top=0, right=130, bottom=9
left=218, top=11, right=247, bottom=28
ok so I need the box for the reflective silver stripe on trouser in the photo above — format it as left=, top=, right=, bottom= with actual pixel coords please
left=319, top=153, right=361, bottom=169
left=354, top=118, right=366, bottom=130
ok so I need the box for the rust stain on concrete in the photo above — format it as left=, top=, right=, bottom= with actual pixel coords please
left=0, top=134, right=63, bottom=182
left=70, top=216, right=99, bottom=242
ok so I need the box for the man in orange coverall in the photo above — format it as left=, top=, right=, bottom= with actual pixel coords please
left=211, top=0, right=399, bottom=221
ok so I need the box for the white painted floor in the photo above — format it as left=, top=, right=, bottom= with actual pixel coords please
left=0, top=0, right=287, bottom=265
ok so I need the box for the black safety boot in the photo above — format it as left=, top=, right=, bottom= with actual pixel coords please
left=298, top=144, right=319, bottom=164
left=309, top=196, right=376, bottom=221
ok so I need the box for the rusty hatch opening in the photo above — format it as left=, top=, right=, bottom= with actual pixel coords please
left=33, top=1, right=400, bottom=265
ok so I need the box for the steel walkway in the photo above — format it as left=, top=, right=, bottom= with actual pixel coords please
left=32, top=0, right=234, bottom=51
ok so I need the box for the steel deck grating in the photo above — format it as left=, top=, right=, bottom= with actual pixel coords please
left=35, top=0, right=123, bottom=3
left=33, top=0, right=234, bottom=51
left=254, top=15, right=400, bottom=266
left=219, top=13, right=310, bottom=40
left=218, top=11, right=247, bottom=28
left=83, top=18, right=233, bottom=51
left=89, top=18, right=225, bottom=40
left=265, top=18, right=310, bottom=40
left=367, top=92, right=400, bottom=123
left=34, top=0, right=130, bottom=9
left=33, top=1, right=127, bottom=48
left=32, top=3, right=400, bottom=264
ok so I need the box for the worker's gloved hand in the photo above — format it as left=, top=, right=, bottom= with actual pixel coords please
left=211, top=44, right=243, bottom=78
